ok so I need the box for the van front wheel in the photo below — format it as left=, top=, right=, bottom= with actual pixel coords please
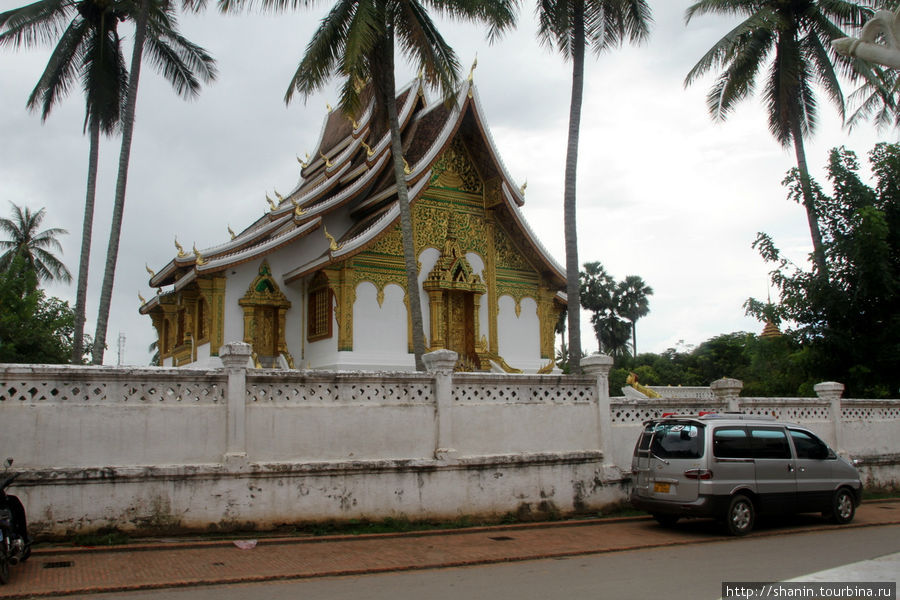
left=725, top=494, right=755, bottom=536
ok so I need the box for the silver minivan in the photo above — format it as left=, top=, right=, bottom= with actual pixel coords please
left=630, top=413, right=862, bottom=535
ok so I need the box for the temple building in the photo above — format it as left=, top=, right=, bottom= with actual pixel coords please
left=140, top=77, right=567, bottom=372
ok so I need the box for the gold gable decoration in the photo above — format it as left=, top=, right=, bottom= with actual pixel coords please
left=238, top=261, right=292, bottom=367
left=429, top=139, right=483, bottom=194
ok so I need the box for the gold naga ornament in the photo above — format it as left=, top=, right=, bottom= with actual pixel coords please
left=320, top=152, right=333, bottom=169
left=360, top=140, right=375, bottom=157
left=174, top=237, right=186, bottom=258
left=297, top=153, right=310, bottom=169
left=292, top=198, right=305, bottom=217
left=266, top=193, right=278, bottom=211
left=227, top=225, right=236, bottom=240
left=145, top=263, right=155, bottom=279
left=323, top=226, right=343, bottom=252
left=138, top=291, right=147, bottom=306
left=402, top=156, right=412, bottom=175
left=193, top=243, right=206, bottom=266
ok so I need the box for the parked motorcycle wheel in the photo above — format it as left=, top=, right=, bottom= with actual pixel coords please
left=0, top=538, right=10, bottom=585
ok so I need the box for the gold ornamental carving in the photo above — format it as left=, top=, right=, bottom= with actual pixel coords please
left=238, top=261, right=291, bottom=361
left=429, top=138, right=483, bottom=194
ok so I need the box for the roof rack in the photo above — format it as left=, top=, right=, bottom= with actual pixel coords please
left=657, top=412, right=776, bottom=421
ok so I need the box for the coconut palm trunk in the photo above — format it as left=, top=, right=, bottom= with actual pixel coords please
left=92, top=3, right=148, bottom=365
left=790, top=112, right=828, bottom=276
left=379, top=28, right=427, bottom=371
left=72, top=118, right=101, bottom=363
left=563, top=0, right=586, bottom=374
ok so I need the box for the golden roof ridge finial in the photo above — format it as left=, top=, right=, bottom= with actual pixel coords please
left=360, top=139, right=375, bottom=157
left=145, top=263, right=155, bottom=278
left=227, top=225, right=236, bottom=240
left=326, top=103, right=333, bottom=113
left=519, top=179, right=527, bottom=195
left=292, top=197, right=305, bottom=217
left=297, top=153, right=310, bottom=168
left=347, top=114, right=359, bottom=130
left=320, top=152, right=333, bottom=169
left=266, top=193, right=277, bottom=211
left=274, top=189, right=285, bottom=203
left=175, top=237, right=186, bottom=258
left=138, top=291, right=146, bottom=305
left=323, top=226, right=342, bottom=252
left=467, top=54, right=478, bottom=83
left=403, top=156, right=412, bottom=175
left=193, top=243, right=206, bottom=266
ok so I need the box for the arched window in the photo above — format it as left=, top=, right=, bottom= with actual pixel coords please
left=308, top=271, right=332, bottom=342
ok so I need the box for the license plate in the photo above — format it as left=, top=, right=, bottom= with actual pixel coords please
left=653, top=482, right=671, bottom=494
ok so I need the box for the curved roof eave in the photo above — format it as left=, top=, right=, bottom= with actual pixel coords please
left=282, top=175, right=430, bottom=283
left=196, top=217, right=323, bottom=275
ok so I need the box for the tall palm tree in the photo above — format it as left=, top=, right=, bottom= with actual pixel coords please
left=91, top=0, right=217, bottom=364
left=684, top=0, right=874, bottom=277
left=1, top=0, right=130, bottom=364
left=616, top=274, right=652, bottom=356
left=0, top=202, right=72, bottom=287
left=537, top=0, right=651, bottom=373
left=225, top=0, right=517, bottom=371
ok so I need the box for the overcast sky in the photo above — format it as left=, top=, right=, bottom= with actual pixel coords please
left=0, top=0, right=893, bottom=366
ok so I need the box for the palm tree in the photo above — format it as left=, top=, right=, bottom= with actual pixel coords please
left=616, top=274, right=652, bottom=356
left=0, top=202, right=72, bottom=288
left=1, top=0, right=130, bottom=364
left=537, top=0, right=651, bottom=373
left=91, top=0, right=217, bottom=364
left=225, top=0, right=517, bottom=371
left=684, top=0, right=874, bottom=277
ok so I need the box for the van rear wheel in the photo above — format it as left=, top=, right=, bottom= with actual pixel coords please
left=653, top=514, right=679, bottom=528
left=725, top=494, right=755, bottom=536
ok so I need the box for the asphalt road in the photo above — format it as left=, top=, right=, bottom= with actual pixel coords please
left=60, top=524, right=900, bottom=600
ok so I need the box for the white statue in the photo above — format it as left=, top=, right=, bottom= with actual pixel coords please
left=833, top=8, right=900, bottom=69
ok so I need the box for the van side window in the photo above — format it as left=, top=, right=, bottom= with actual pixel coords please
left=749, top=427, right=792, bottom=459
left=713, top=427, right=752, bottom=458
left=790, top=429, right=830, bottom=460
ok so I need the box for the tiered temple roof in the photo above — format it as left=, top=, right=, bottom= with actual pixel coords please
left=140, top=77, right=565, bottom=314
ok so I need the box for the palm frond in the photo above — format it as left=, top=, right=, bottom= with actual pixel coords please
left=285, top=0, right=357, bottom=104
left=396, top=0, right=460, bottom=100
left=25, top=17, right=87, bottom=119
left=0, top=0, right=73, bottom=49
left=685, top=8, right=777, bottom=86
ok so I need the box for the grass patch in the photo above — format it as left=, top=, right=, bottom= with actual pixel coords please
left=71, top=529, right=131, bottom=547
left=863, top=487, right=900, bottom=501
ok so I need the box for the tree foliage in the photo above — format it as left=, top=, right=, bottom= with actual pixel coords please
left=0, top=254, right=83, bottom=364
left=744, top=143, right=900, bottom=398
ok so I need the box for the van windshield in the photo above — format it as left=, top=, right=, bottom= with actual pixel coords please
left=637, top=421, right=705, bottom=459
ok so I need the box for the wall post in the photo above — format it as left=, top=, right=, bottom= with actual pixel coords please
left=815, top=381, right=845, bottom=451
left=711, top=378, right=743, bottom=413
left=582, top=353, right=614, bottom=459
left=220, top=341, right=253, bottom=466
left=424, top=349, right=459, bottom=462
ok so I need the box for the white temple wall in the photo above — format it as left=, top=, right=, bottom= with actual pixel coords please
left=418, top=247, right=440, bottom=344
left=348, top=282, right=411, bottom=369
left=2, top=359, right=899, bottom=537
left=497, top=295, right=542, bottom=372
